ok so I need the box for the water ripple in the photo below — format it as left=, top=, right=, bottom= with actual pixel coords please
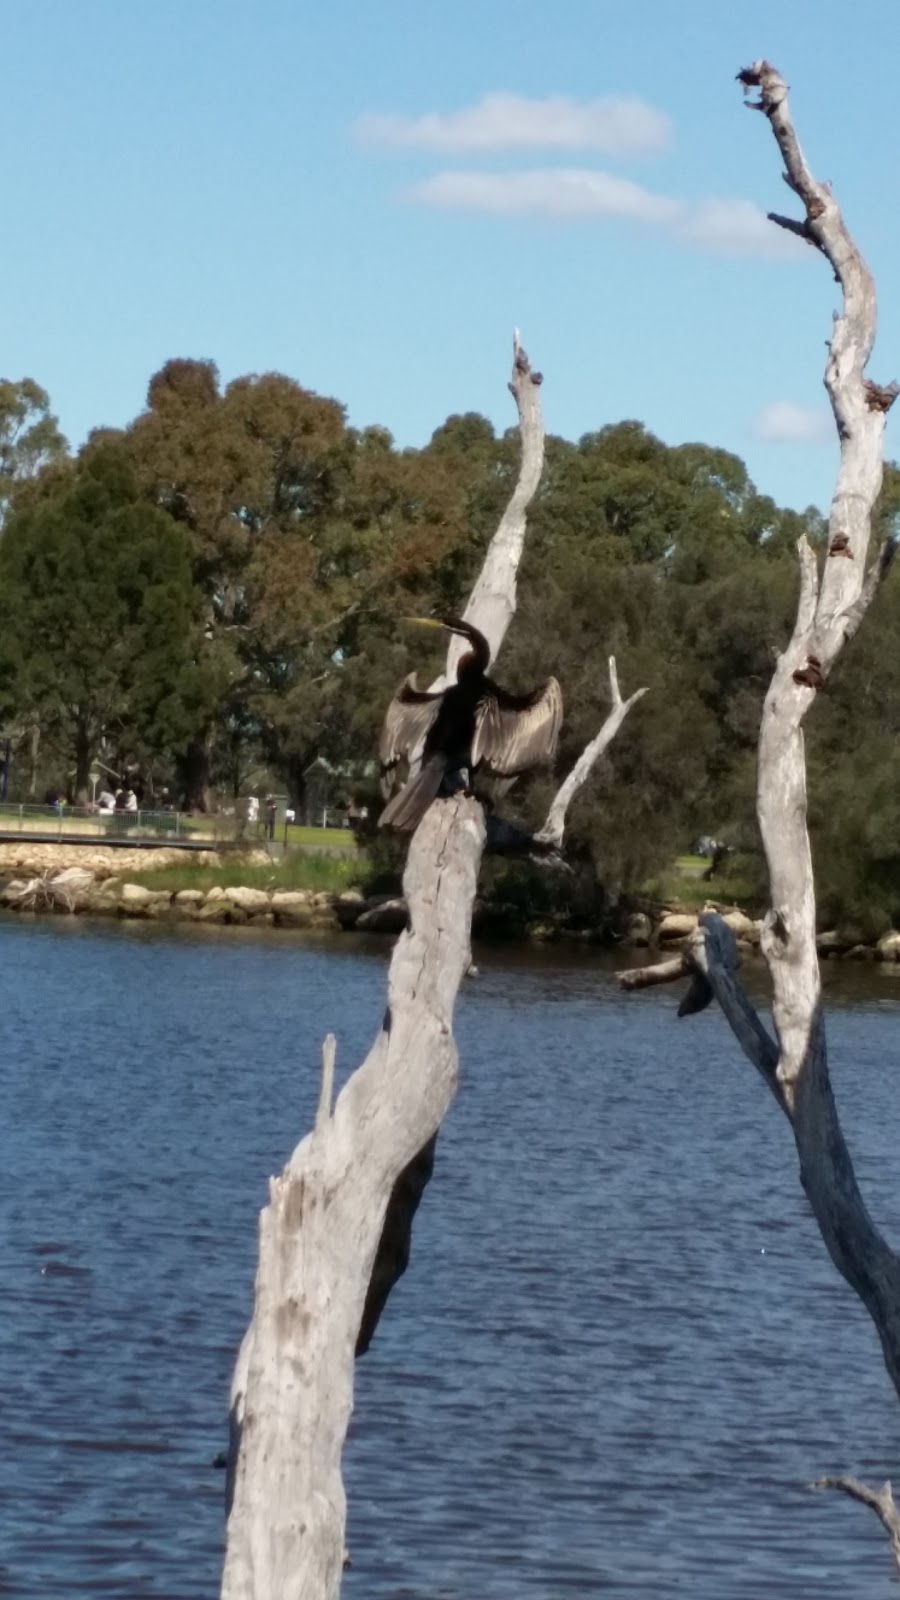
left=0, top=916, right=898, bottom=1596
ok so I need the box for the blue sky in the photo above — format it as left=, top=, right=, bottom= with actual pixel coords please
left=4, top=0, right=899, bottom=511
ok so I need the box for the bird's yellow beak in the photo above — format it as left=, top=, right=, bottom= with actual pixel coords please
left=401, top=616, right=448, bottom=631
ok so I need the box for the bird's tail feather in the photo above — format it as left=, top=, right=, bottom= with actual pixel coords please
left=378, top=755, right=447, bottom=832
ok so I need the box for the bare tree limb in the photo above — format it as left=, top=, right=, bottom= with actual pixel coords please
left=222, top=798, right=485, bottom=1600
left=443, top=330, right=545, bottom=683
left=619, top=954, right=689, bottom=992
left=838, top=535, right=899, bottom=644
left=737, top=61, right=900, bottom=1405
left=623, top=63, right=900, bottom=1428
left=481, top=653, right=646, bottom=864
left=222, top=332, right=639, bottom=1600
left=811, top=1477, right=900, bottom=1578
left=767, top=211, right=820, bottom=249
left=535, top=658, right=647, bottom=849
left=794, top=535, right=820, bottom=639
left=688, top=914, right=781, bottom=1098
left=315, top=1033, right=336, bottom=1132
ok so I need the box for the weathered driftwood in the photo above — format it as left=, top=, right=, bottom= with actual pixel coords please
left=811, top=1476, right=900, bottom=1579
left=221, top=338, right=643, bottom=1600
left=621, top=58, right=900, bottom=1562
left=619, top=954, right=689, bottom=992
left=3, top=866, right=94, bottom=912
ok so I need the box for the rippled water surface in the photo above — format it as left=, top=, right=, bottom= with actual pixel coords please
left=1, top=914, right=899, bottom=1597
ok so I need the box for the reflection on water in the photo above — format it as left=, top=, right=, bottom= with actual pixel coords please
left=0, top=914, right=898, bottom=1597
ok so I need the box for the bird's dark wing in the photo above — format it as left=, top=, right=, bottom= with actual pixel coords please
left=379, top=674, right=443, bottom=795
left=471, top=677, right=563, bottom=777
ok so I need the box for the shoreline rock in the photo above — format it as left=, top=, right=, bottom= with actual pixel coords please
left=0, top=864, right=896, bottom=960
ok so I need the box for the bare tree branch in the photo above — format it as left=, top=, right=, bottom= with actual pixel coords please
left=315, top=1033, right=336, bottom=1131
left=221, top=333, right=640, bottom=1600
left=534, top=657, right=647, bottom=849
left=687, top=914, right=781, bottom=1097
left=737, top=62, right=900, bottom=1407
left=619, top=954, right=689, bottom=992
left=443, top=330, right=545, bottom=684
left=623, top=62, right=900, bottom=1430
left=767, top=211, right=820, bottom=248
left=481, top=654, right=646, bottom=864
left=811, top=1477, right=900, bottom=1578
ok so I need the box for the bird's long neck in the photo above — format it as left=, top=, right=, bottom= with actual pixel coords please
left=455, top=649, right=482, bottom=686
left=449, top=620, right=490, bottom=677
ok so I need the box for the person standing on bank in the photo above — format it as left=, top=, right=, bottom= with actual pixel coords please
left=264, top=794, right=277, bottom=840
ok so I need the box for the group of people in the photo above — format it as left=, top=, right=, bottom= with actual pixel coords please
left=97, top=787, right=138, bottom=814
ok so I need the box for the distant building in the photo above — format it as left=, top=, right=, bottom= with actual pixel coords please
left=302, top=757, right=378, bottom=826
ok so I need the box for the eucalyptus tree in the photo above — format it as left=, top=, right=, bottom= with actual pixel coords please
left=0, top=377, right=68, bottom=528
left=0, top=440, right=205, bottom=799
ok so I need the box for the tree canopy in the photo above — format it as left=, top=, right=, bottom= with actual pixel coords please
left=2, top=361, right=898, bottom=927
left=0, top=378, right=68, bottom=528
left=0, top=439, right=208, bottom=800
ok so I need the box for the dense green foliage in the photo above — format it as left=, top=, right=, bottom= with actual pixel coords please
left=1, top=359, right=898, bottom=928
left=0, top=378, right=68, bottom=527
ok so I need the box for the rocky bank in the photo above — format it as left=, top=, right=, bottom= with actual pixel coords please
left=3, top=848, right=900, bottom=959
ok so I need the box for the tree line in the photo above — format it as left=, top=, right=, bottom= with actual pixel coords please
left=1, top=365, right=898, bottom=929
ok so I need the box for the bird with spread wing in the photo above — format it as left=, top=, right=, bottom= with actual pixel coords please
left=378, top=617, right=563, bottom=832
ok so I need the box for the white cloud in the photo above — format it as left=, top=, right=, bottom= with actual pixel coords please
left=400, top=167, right=809, bottom=261
left=675, top=198, right=809, bottom=262
left=751, top=402, right=833, bottom=444
left=355, top=92, right=671, bottom=156
left=403, top=168, right=680, bottom=223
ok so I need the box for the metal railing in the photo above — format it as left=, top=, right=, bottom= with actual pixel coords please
left=0, top=801, right=369, bottom=846
left=0, top=803, right=240, bottom=843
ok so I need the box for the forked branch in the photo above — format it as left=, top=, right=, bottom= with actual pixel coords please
left=535, top=658, right=647, bottom=850
left=621, top=58, right=900, bottom=1435
left=484, top=654, right=646, bottom=862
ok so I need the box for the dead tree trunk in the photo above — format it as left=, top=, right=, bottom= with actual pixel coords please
left=621, top=59, right=900, bottom=1566
left=220, top=338, right=645, bottom=1600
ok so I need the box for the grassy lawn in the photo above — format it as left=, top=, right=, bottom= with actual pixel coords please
left=285, top=824, right=359, bottom=850
left=126, top=848, right=366, bottom=896
left=216, top=823, right=359, bottom=850
left=644, top=854, right=763, bottom=912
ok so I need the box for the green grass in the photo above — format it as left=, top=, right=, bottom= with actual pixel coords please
left=126, top=848, right=366, bottom=896
left=643, top=859, right=763, bottom=912
left=212, top=823, right=359, bottom=850
left=284, top=824, right=359, bottom=850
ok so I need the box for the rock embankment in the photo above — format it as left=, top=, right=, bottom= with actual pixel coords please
left=641, top=905, right=900, bottom=963
left=0, top=842, right=261, bottom=875
left=0, top=871, right=359, bottom=929
left=4, top=866, right=900, bottom=959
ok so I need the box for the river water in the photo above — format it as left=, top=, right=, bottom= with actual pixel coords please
left=0, top=914, right=898, bottom=1598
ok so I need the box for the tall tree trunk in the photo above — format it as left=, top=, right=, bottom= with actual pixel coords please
left=286, top=760, right=308, bottom=823
left=27, top=721, right=39, bottom=797
left=73, top=720, right=93, bottom=804
left=621, top=58, right=900, bottom=1577
left=178, top=734, right=214, bottom=811
left=221, top=341, right=644, bottom=1599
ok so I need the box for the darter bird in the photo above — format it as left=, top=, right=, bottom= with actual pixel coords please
left=378, top=616, right=562, bottom=832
